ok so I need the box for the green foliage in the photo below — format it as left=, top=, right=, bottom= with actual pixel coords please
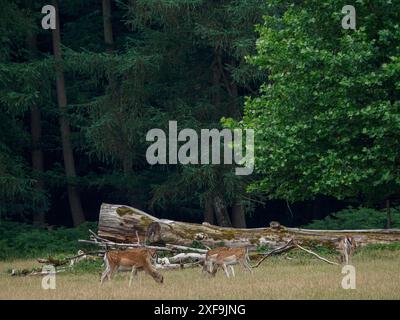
left=255, top=244, right=270, bottom=252
left=190, top=240, right=208, bottom=250
left=242, top=0, right=400, bottom=204
left=0, top=0, right=37, bottom=62
left=361, top=242, right=400, bottom=252
left=355, top=242, right=400, bottom=261
left=0, top=221, right=98, bottom=260
left=304, top=207, right=400, bottom=230
left=0, top=1, right=51, bottom=219
left=68, top=258, right=103, bottom=275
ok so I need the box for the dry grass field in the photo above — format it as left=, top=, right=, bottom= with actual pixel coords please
left=1, top=249, right=399, bottom=300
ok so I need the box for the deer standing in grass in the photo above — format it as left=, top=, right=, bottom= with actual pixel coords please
left=203, top=247, right=252, bottom=278
left=202, top=247, right=229, bottom=274
left=338, top=236, right=357, bottom=264
left=101, top=248, right=163, bottom=286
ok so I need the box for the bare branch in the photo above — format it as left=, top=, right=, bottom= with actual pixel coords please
left=294, top=243, right=339, bottom=266
left=168, top=253, right=205, bottom=263
left=166, top=244, right=207, bottom=253
left=251, top=239, right=295, bottom=268
left=78, top=239, right=173, bottom=251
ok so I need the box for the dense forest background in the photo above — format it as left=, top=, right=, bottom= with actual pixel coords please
left=0, top=0, right=399, bottom=229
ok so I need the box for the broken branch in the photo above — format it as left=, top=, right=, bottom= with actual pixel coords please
left=294, top=243, right=339, bottom=266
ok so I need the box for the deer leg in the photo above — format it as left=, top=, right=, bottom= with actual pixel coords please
left=206, top=261, right=214, bottom=276
left=101, top=259, right=111, bottom=284
left=129, top=266, right=137, bottom=287
left=243, top=260, right=253, bottom=273
left=239, top=259, right=252, bottom=273
left=222, top=264, right=230, bottom=278
left=344, top=250, right=349, bottom=265
left=201, top=261, right=209, bottom=275
left=145, top=266, right=163, bottom=284
left=211, top=263, right=219, bottom=277
left=208, top=260, right=214, bottom=273
left=109, top=264, right=119, bottom=281
left=100, top=268, right=109, bottom=284
left=229, top=266, right=235, bottom=277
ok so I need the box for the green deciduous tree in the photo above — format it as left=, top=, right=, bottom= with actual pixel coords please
left=242, top=0, right=400, bottom=206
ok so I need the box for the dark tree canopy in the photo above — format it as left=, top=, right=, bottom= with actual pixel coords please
left=0, top=0, right=398, bottom=228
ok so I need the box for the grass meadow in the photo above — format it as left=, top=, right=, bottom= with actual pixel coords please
left=1, top=248, right=399, bottom=300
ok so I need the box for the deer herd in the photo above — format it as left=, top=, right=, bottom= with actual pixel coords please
left=100, top=236, right=356, bottom=285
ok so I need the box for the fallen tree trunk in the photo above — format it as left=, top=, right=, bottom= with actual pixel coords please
left=98, top=203, right=400, bottom=249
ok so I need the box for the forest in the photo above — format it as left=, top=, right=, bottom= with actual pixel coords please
left=1, top=0, right=399, bottom=231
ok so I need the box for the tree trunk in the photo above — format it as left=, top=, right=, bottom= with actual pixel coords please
left=102, top=0, right=114, bottom=52
left=231, top=202, right=246, bottom=228
left=52, top=1, right=85, bottom=226
left=203, top=196, right=215, bottom=224
left=213, top=195, right=232, bottom=227
left=31, top=104, right=46, bottom=225
left=98, top=203, right=400, bottom=249
left=122, top=155, right=132, bottom=173
left=27, top=32, right=46, bottom=226
left=103, top=0, right=133, bottom=176
left=386, top=199, right=392, bottom=229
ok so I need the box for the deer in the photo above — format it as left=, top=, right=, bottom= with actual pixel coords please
left=100, top=248, right=163, bottom=286
left=202, top=247, right=230, bottom=274
left=338, top=236, right=357, bottom=265
left=203, top=247, right=253, bottom=278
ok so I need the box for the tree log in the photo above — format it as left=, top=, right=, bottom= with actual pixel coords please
left=98, top=203, right=400, bottom=249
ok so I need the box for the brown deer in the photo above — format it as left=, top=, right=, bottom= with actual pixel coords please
left=338, top=236, right=357, bottom=264
left=100, top=248, right=163, bottom=286
left=202, top=247, right=230, bottom=274
left=203, top=247, right=252, bottom=278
